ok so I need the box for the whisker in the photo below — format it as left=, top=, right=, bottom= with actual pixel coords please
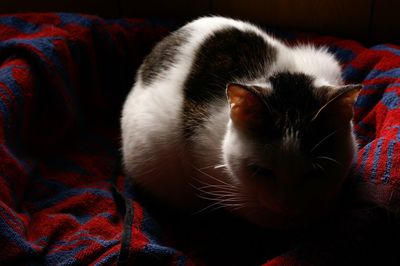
left=311, top=90, right=350, bottom=122
left=200, top=204, right=228, bottom=213
left=220, top=203, right=248, bottom=208
left=191, top=165, right=234, bottom=187
left=204, top=201, right=249, bottom=214
left=187, top=167, right=251, bottom=215
left=310, top=130, right=337, bottom=153
left=200, top=192, right=242, bottom=200
left=198, top=164, right=226, bottom=170
left=192, top=190, right=248, bottom=214
left=196, top=184, right=239, bottom=192
left=195, top=193, right=223, bottom=202
left=312, top=162, right=325, bottom=172
left=229, top=205, right=247, bottom=211
left=315, top=156, right=343, bottom=167
left=192, top=197, right=245, bottom=215
left=190, top=176, right=238, bottom=193
left=196, top=189, right=244, bottom=199
left=190, top=182, right=244, bottom=202
left=194, top=188, right=246, bottom=201
left=192, top=200, right=223, bottom=215
left=214, top=164, right=227, bottom=169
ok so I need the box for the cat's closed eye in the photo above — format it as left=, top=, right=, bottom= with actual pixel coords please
left=248, top=164, right=276, bottom=179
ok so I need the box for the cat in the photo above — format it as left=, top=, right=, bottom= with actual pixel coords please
left=121, top=16, right=361, bottom=229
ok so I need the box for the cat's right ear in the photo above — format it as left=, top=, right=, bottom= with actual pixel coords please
left=314, top=84, right=361, bottom=122
left=226, top=84, right=266, bottom=130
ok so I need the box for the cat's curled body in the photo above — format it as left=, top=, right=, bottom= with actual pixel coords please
left=121, top=17, right=360, bottom=229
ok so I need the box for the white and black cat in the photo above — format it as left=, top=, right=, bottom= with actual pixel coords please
left=121, top=16, right=360, bottom=229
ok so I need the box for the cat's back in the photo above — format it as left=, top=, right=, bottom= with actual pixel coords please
left=121, top=16, right=279, bottom=145
left=137, top=16, right=280, bottom=88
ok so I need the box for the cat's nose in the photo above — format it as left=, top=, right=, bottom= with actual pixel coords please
left=262, top=197, right=302, bottom=217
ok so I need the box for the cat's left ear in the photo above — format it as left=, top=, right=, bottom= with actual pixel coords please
left=226, top=83, right=266, bottom=130
left=317, top=84, right=362, bottom=122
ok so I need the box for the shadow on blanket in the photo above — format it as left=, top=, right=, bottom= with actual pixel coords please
left=0, top=13, right=399, bottom=265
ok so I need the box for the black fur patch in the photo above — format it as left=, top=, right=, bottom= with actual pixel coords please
left=268, top=72, right=320, bottom=126
left=140, top=28, right=189, bottom=86
left=264, top=72, right=335, bottom=154
left=183, top=28, right=277, bottom=138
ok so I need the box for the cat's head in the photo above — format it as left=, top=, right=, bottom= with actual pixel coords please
left=222, top=72, right=361, bottom=229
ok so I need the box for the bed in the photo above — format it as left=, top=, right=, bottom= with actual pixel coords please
left=0, top=13, right=399, bottom=265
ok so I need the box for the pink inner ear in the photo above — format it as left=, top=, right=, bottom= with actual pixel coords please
left=227, top=84, right=250, bottom=107
left=227, top=84, right=265, bottom=129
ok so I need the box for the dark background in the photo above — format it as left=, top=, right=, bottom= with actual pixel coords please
left=0, top=0, right=398, bottom=43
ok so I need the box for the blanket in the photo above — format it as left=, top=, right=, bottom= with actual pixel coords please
left=0, top=13, right=399, bottom=266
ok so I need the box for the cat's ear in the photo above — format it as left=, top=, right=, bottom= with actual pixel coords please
left=315, top=84, right=361, bottom=122
left=226, top=83, right=266, bottom=130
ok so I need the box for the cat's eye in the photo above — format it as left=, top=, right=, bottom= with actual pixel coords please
left=248, top=164, right=276, bottom=179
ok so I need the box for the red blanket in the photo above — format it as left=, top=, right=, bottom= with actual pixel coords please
left=0, top=13, right=399, bottom=265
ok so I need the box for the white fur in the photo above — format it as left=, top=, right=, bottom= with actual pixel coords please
left=270, top=44, right=343, bottom=87
left=291, top=45, right=343, bottom=86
